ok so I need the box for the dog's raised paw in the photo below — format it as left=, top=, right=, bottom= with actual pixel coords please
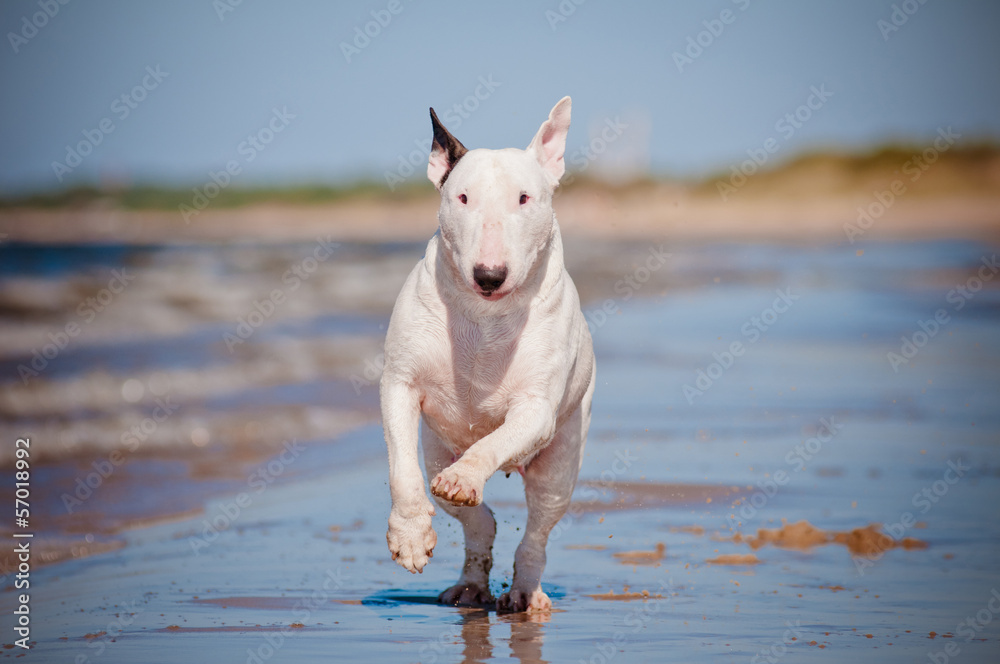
left=431, top=465, right=484, bottom=507
left=438, top=582, right=494, bottom=607
left=497, top=588, right=552, bottom=614
left=386, top=506, right=437, bottom=573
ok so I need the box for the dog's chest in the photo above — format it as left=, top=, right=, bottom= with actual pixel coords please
left=420, top=316, right=525, bottom=448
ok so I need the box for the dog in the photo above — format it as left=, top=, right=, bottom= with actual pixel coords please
left=381, top=96, right=595, bottom=613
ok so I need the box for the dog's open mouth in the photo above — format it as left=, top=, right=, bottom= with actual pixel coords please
left=478, top=288, right=509, bottom=301
left=471, top=278, right=511, bottom=301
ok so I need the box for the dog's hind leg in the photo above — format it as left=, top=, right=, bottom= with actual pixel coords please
left=422, top=422, right=497, bottom=606
left=498, top=380, right=592, bottom=613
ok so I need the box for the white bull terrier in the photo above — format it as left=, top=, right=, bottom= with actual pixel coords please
left=381, top=96, right=595, bottom=613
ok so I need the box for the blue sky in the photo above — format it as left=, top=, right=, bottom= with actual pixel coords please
left=1, top=0, right=998, bottom=194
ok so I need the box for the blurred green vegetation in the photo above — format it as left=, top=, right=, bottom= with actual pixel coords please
left=692, top=142, right=1000, bottom=198
left=0, top=180, right=431, bottom=210
left=2, top=142, right=997, bottom=210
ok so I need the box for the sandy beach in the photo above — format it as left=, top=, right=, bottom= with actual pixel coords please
left=1, top=183, right=998, bottom=246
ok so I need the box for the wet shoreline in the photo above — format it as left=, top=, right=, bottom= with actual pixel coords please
left=1, top=237, right=998, bottom=661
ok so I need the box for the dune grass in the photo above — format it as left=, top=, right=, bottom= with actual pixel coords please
left=2, top=143, right=997, bottom=210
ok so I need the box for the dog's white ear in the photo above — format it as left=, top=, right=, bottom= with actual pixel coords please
left=528, top=96, right=572, bottom=186
left=428, top=108, right=468, bottom=190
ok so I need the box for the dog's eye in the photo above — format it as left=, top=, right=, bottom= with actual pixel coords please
left=459, top=194, right=467, bottom=204
left=519, top=194, right=528, bottom=205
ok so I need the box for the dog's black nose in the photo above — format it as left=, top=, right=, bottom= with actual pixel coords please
left=473, top=264, right=507, bottom=293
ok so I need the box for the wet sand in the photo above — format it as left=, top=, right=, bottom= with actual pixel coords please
left=729, top=520, right=928, bottom=556
left=1, top=190, right=999, bottom=246
left=1, top=237, right=999, bottom=661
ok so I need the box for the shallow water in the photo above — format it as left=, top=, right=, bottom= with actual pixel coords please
left=0, top=238, right=998, bottom=662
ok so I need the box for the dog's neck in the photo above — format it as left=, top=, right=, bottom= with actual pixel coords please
left=431, top=215, right=565, bottom=325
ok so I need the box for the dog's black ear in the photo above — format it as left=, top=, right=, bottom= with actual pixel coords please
left=428, top=108, right=468, bottom=189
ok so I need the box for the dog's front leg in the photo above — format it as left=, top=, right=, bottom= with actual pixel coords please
left=382, top=380, right=437, bottom=573
left=430, top=398, right=556, bottom=507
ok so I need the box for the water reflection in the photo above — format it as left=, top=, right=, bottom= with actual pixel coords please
left=452, top=607, right=549, bottom=664
left=362, top=592, right=551, bottom=664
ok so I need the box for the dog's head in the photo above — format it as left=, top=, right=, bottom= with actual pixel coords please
left=427, top=97, right=571, bottom=302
